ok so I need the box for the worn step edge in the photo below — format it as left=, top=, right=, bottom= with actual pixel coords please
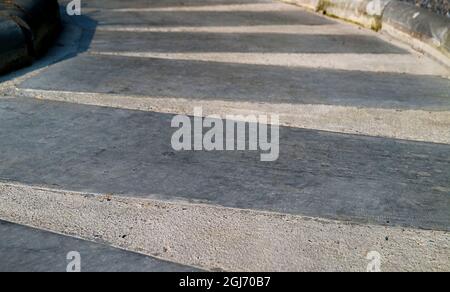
left=13, top=89, right=450, bottom=145
left=0, top=182, right=448, bottom=271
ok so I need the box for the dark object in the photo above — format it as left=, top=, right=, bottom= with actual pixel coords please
left=0, top=0, right=61, bottom=74
left=1, top=0, right=61, bottom=56
left=0, top=15, right=30, bottom=74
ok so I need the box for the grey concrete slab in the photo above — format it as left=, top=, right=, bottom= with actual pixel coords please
left=61, top=0, right=273, bottom=9
left=89, top=31, right=408, bottom=54
left=2, top=184, right=450, bottom=272
left=0, top=98, right=449, bottom=231
left=0, top=220, right=200, bottom=272
left=75, top=9, right=334, bottom=28
left=19, top=54, right=450, bottom=110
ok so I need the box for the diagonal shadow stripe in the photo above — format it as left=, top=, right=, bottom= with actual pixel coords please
left=59, top=0, right=275, bottom=9
left=19, top=55, right=450, bottom=110
left=0, top=220, right=200, bottom=272
left=0, top=98, right=449, bottom=231
left=79, top=10, right=335, bottom=27
left=89, top=31, right=409, bottom=54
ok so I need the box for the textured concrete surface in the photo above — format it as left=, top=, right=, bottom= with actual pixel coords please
left=321, top=0, right=390, bottom=30
left=18, top=55, right=450, bottom=110
left=77, top=7, right=334, bottom=27
left=0, top=98, right=449, bottom=231
left=15, top=89, right=450, bottom=144
left=90, top=51, right=448, bottom=75
left=42, top=0, right=447, bottom=146
left=0, top=0, right=449, bottom=271
left=280, top=0, right=450, bottom=63
left=88, top=30, right=408, bottom=54
left=0, top=219, right=200, bottom=272
left=383, top=1, right=449, bottom=53
left=281, top=0, right=321, bottom=11
left=0, top=183, right=448, bottom=272
left=62, top=0, right=274, bottom=9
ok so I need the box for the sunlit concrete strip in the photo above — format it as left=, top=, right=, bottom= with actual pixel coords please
left=95, top=25, right=369, bottom=35
left=16, top=89, right=450, bottom=145
left=0, top=220, right=200, bottom=272
left=89, top=51, right=450, bottom=76
left=0, top=182, right=448, bottom=272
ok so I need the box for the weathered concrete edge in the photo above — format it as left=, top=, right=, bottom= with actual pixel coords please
left=321, top=0, right=392, bottom=30
left=0, top=218, right=203, bottom=272
left=382, top=1, right=450, bottom=64
left=279, top=0, right=450, bottom=66
left=0, top=0, right=61, bottom=74
left=280, top=0, right=390, bottom=30
left=280, top=0, right=322, bottom=11
left=0, top=182, right=448, bottom=272
left=14, top=90, right=450, bottom=145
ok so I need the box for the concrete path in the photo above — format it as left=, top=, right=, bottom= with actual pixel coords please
left=0, top=0, right=449, bottom=271
left=0, top=97, right=449, bottom=231
left=0, top=220, right=200, bottom=272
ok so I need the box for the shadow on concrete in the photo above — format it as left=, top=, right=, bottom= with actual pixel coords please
left=84, top=10, right=335, bottom=27
left=60, top=0, right=274, bottom=9
left=19, top=54, right=450, bottom=110
left=0, top=6, right=97, bottom=83
left=90, top=31, right=409, bottom=54
left=0, top=98, right=449, bottom=231
left=0, top=220, right=200, bottom=272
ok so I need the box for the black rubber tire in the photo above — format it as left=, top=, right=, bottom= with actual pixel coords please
left=0, top=0, right=61, bottom=56
left=0, top=15, right=31, bottom=74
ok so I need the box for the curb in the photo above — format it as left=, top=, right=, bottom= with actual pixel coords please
left=0, top=0, right=61, bottom=74
left=281, top=0, right=322, bottom=11
left=382, top=1, right=449, bottom=59
left=321, top=0, right=392, bottom=30
left=280, top=0, right=392, bottom=30
left=281, top=0, right=450, bottom=64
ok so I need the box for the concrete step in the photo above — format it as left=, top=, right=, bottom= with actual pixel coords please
left=61, top=0, right=274, bottom=10
left=1, top=0, right=449, bottom=272
left=75, top=5, right=333, bottom=28
left=18, top=54, right=450, bottom=110
left=0, top=219, right=200, bottom=272
left=1, top=182, right=449, bottom=271
left=88, top=30, right=407, bottom=54
left=0, top=98, right=449, bottom=231
left=90, top=51, right=450, bottom=75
